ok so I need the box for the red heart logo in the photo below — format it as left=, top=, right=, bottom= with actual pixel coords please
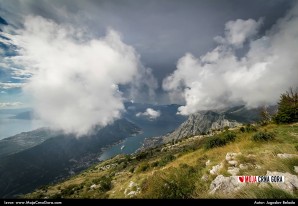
left=239, top=176, right=244, bottom=182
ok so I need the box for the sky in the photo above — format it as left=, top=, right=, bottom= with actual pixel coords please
left=0, top=0, right=297, bottom=135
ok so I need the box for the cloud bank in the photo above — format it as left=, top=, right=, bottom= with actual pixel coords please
left=7, top=16, right=157, bottom=136
left=136, top=108, right=161, bottom=119
left=163, top=4, right=298, bottom=115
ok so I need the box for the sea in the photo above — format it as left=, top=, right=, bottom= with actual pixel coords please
left=0, top=109, right=45, bottom=140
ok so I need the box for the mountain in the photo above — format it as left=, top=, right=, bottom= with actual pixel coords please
left=25, top=123, right=298, bottom=199
left=0, top=118, right=140, bottom=198
left=0, top=16, right=8, bottom=25
left=0, top=128, right=57, bottom=158
left=140, top=110, right=240, bottom=150
left=223, top=105, right=277, bottom=123
left=140, top=105, right=276, bottom=150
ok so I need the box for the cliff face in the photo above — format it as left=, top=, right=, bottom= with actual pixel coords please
left=141, top=110, right=240, bottom=150
left=163, top=111, right=240, bottom=143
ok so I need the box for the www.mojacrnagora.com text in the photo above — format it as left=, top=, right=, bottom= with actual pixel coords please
left=3, top=201, right=62, bottom=205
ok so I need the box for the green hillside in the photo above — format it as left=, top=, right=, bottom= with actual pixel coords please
left=25, top=122, right=298, bottom=199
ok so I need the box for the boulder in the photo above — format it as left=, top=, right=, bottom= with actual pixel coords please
left=209, top=175, right=244, bottom=194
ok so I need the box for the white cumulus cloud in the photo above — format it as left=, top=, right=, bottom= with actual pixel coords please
left=0, top=102, right=22, bottom=108
left=214, top=18, right=263, bottom=48
left=0, top=82, right=25, bottom=89
left=136, top=108, right=161, bottom=119
left=163, top=4, right=298, bottom=115
left=6, top=16, right=157, bottom=136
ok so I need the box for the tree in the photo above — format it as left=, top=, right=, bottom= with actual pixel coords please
left=274, top=88, right=298, bottom=124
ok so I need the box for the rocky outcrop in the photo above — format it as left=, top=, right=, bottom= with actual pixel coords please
left=162, top=111, right=240, bottom=143
left=209, top=175, right=244, bottom=194
left=124, top=181, right=141, bottom=197
left=139, top=111, right=241, bottom=151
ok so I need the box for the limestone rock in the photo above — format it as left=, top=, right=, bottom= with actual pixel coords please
left=162, top=111, right=240, bottom=144
left=277, top=153, right=298, bottom=159
left=201, top=174, right=209, bottom=182
left=294, top=166, right=298, bottom=174
left=90, top=184, right=97, bottom=189
left=247, top=154, right=256, bottom=158
left=226, top=152, right=241, bottom=161
left=210, top=162, right=224, bottom=175
left=228, top=167, right=240, bottom=176
left=124, top=181, right=141, bottom=197
left=206, top=160, right=211, bottom=166
left=209, top=175, right=244, bottom=194
left=239, top=164, right=249, bottom=170
left=228, top=160, right=238, bottom=166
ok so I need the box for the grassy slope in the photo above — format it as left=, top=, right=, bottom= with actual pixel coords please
left=26, top=123, right=298, bottom=199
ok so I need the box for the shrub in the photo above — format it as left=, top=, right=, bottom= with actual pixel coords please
left=223, top=132, right=236, bottom=142
left=129, top=167, right=135, bottom=173
left=136, top=152, right=148, bottom=161
left=60, top=184, right=76, bottom=196
left=135, top=163, right=150, bottom=173
left=51, top=193, right=62, bottom=199
left=245, top=124, right=257, bottom=132
left=239, top=125, right=257, bottom=133
left=204, top=136, right=226, bottom=149
left=99, top=176, right=112, bottom=192
left=295, top=144, right=298, bottom=151
left=151, top=161, right=159, bottom=168
left=158, top=154, right=176, bottom=167
left=251, top=131, right=275, bottom=142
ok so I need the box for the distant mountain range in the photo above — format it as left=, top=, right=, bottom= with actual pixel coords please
left=0, top=128, right=57, bottom=158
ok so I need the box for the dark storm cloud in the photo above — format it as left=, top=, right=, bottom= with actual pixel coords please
left=0, top=0, right=294, bottom=82
left=1, top=0, right=296, bottom=134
